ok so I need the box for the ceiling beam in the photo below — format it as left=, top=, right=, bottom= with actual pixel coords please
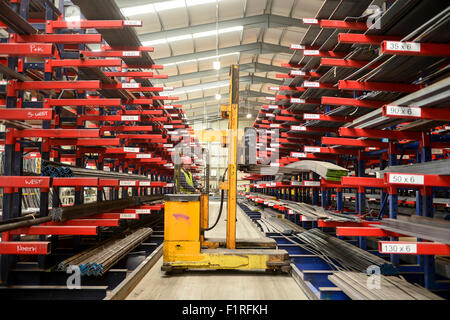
left=155, top=42, right=291, bottom=65
left=156, top=62, right=288, bottom=83
left=137, top=14, right=304, bottom=42
left=168, top=75, right=282, bottom=96
left=179, top=90, right=268, bottom=104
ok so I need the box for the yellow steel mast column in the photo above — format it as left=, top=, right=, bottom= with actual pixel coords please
left=226, top=65, right=239, bottom=249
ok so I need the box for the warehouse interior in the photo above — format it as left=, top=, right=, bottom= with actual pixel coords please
left=0, top=0, right=449, bottom=303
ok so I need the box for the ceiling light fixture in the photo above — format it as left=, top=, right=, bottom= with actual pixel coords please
left=121, top=0, right=223, bottom=17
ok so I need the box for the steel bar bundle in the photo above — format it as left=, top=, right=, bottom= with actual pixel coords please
left=295, top=229, right=398, bottom=275
left=250, top=193, right=359, bottom=222
left=329, top=271, right=444, bottom=300
left=42, top=161, right=150, bottom=180
left=58, top=227, right=153, bottom=276
left=372, top=217, right=450, bottom=244
left=0, top=195, right=163, bottom=232
left=382, top=159, right=450, bottom=175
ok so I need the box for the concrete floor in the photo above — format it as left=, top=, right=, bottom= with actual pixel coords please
left=126, top=201, right=308, bottom=300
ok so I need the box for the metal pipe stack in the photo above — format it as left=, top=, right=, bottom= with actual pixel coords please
left=295, top=229, right=398, bottom=276
left=58, top=227, right=153, bottom=276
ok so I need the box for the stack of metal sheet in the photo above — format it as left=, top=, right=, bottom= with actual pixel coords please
left=371, top=217, right=450, bottom=244
left=382, top=159, right=450, bottom=175
left=329, top=271, right=444, bottom=300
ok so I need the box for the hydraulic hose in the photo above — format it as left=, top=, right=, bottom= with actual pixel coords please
left=202, top=168, right=228, bottom=231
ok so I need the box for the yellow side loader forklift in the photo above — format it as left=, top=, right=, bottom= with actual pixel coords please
left=162, top=65, right=290, bottom=272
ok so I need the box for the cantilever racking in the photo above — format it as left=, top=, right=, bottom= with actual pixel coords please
left=246, top=0, right=450, bottom=299
left=0, top=0, right=201, bottom=296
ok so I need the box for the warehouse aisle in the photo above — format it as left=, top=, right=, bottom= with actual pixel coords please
left=126, top=201, right=307, bottom=300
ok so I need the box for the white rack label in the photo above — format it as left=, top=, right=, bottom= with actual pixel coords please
left=288, top=209, right=294, bottom=215
left=164, top=125, right=174, bottom=129
left=266, top=97, right=276, bottom=101
left=270, top=182, right=276, bottom=187
left=304, top=146, right=321, bottom=152
left=268, top=105, right=279, bottom=109
left=271, top=143, right=280, bottom=147
left=167, top=183, right=174, bottom=187
left=291, top=181, right=301, bottom=186
left=139, top=181, right=151, bottom=186
left=304, top=181, right=320, bottom=187
left=164, top=105, right=174, bottom=109
left=121, top=83, right=140, bottom=89
left=121, top=115, right=139, bottom=121
left=136, top=154, right=151, bottom=159
left=304, top=113, right=321, bottom=120
left=266, top=114, right=275, bottom=117
left=303, top=18, right=319, bottom=24
left=291, top=98, right=305, bottom=103
left=380, top=243, right=417, bottom=254
left=269, top=86, right=279, bottom=91
left=385, top=105, right=421, bottom=118
left=290, top=70, right=305, bottom=76
left=303, top=50, right=320, bottom=56
left=120, top=180, right=136, bottom=186
left=124, top=147, right=139, bottom=153
left=292, top=152, right=307, bottom=158
left=291, top=126, right=307, bottom=131
left=385, top=41, right=421, bottom=52
left=290, top=44, right=305, bottom=50
left=163, top=144, right=173, bottom=148
left=124, top=20, right=142, bottom=26
left=135, top=209, right=151, bottom=214
left=303, top=81, right=320, bottom=87
left=389, top=174, right=424, bottom=185
left=120, top=214, right=137, bottom=219
left=122, top=51, right=140, bottom=57
left=301, top=215, right=317, bottom=221
left=268, top=203, right=274, bottom=207
left=270, top=124, right=280, bottom=128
